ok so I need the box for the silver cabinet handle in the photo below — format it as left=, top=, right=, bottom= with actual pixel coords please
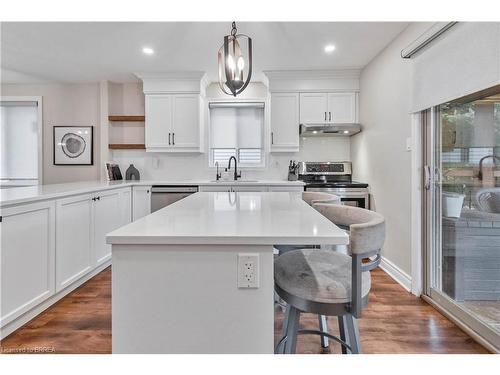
left=168, top=133, right=171, bottom=145
left=271, top=132, right=274, bottom=145
left=329, top=112, right=332, bottom=121
left=424, top=165, right=431, bottom=190
left=324, top=112, right=327, bottom=121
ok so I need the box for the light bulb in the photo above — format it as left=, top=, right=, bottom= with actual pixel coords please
left=227, top=55, right=235, bottom=71
left=237, top=56, right=245, bottom=71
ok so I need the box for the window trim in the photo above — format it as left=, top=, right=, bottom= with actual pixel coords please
left=207, top=99, right=268, bottom=169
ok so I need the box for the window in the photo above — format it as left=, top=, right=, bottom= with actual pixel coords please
left=209, top=102, right=264, bottom=167
left=0, top=100, right=41, bottom=183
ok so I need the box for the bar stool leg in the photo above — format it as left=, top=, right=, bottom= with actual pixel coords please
left=284, top=306, right=300, bottom=354
left=318, top=315, right=329, bottom=348
left=345, top=314, right=361, bottom=354
left=338, top=316, right=348, bottom=354
left=281, top=305, right=291, bottom=345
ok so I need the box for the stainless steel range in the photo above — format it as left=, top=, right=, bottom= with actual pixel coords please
left=298, top=161, right=370, bottom=209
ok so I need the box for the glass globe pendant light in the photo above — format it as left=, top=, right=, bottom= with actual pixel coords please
left=218, top=22, right=253, bottom=96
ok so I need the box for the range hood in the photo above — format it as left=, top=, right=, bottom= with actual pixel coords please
left=299, top=123, right=361, bottom=137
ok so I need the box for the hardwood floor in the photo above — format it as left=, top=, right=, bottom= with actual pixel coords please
left=0, top=267, right=489, bottom=354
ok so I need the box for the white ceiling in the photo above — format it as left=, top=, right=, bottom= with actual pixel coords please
left=1, top=22, right=408, bottom=83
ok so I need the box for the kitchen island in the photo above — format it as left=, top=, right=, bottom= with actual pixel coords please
left=106, top=191, right=348, bottom=353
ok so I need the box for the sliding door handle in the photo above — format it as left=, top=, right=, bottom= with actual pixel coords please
left=329, top=112, right=332, bottom=121
left=168, top=133, right=171, bottom=145
left=324, top=112, right=327, bottom=121
left=424, top=165, right=431, bottom=190
left=172, top=133, right=175, bottom=145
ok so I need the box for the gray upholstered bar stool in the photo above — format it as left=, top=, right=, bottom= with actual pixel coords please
left=274, top=204, right=385, bottom=354
left=274, top=191, right=341, bottom=348
left=274, top=191, right=341, bottom=254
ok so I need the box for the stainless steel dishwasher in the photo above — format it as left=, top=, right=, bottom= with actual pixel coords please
left=150, top=185, right=198, bottom=212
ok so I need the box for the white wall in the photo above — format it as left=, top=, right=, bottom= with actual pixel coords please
left=351, top=23, right=432, bottom=276
left=1, top=83, right=101, bottom=184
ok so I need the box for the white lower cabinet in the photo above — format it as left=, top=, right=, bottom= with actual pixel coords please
left=133, top=186, right=151, bottom=221
left=267, top=186, right=304, bottom=192
left=56, top=194, right=94, bottom=291
left=119, top=187, right=132, bottom=225
left=1, top=186, right=132, bottom=335
left=231, top=186, right=268, bottom=192
left=199, top=185, right=267, bottom=192
left=93, top=188, right=131, bottom=267
left=199, top=184, right=303, bottom=192
left=1, top=201, right=56, bottom=327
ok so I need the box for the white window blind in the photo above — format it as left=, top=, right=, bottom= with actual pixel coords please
left=209, top=103, right=264, bottom=167
left=0, top=101, right=39, bottom=180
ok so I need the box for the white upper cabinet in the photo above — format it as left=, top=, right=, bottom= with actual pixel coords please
left=327, top=92, right=357, bottom=123
left=300, top=92, right=357, bottom=124
left=299, top=93, right=328, bottom=123
left=145, top=95, right=172, bottom=149
left=270, top=93, right=300, bottom=152
left=138, top=72, right=207, bottom=153
left=171, top=94, right=200, bottom=149
left=145, top=94, right=201, bottom=152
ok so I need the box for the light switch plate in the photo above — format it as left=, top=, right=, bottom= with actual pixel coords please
left=237, top=253, right=259, bottom=288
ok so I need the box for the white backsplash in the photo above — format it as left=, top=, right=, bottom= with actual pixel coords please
left=110, top=137, right=350, bottom=181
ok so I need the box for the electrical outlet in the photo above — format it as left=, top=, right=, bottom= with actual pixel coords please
left=237, top=253, right=259, bottom=288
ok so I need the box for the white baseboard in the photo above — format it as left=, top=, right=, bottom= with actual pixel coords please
left=379, top=256, right=412, bottom=292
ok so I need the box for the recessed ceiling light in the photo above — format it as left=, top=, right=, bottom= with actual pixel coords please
left=343, top=130, right=349, bottom=134
left=324, top=44, right=336, bottom=54
left=142, top=47, right=154, bottom=55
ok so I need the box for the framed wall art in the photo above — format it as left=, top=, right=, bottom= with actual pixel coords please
left=53, top=126, right=93, bottom=165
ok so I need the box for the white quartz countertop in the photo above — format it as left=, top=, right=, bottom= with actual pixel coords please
left=106, top=192, right=348, bottom=246
left=0, top=179, right=304, bottom=207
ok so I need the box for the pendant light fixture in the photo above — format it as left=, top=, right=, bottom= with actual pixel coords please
left=218, top=22, right=253, bottom=97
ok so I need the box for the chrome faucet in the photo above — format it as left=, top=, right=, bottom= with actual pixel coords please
left=215, top=161, right=221, bottom=181
left=228, top=156, right=241, bottom=181
left=478, top=155, right=500, bottom=181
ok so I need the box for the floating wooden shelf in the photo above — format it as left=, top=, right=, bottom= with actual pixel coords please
left=108, top=115, right=145, bottom=122
left=108, top=143, right=145, bottom=150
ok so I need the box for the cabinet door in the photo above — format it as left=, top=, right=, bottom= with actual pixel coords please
left=93, top=189, right=123, bottom=266
left=270, top=93, right=299, bottom=152
left=1, top=201, right=55, bottom=326
left=327, top=92, right=357, bottom=123
left=231, top=185, right=268, bottom=192
left=268, top=186, right=304, bottom=192
left=145, top=94, right=172, bottom=149
left=171, top=94, right=200, bottom=150
left=299, top=93, right=328, bottom=124
left=56, top=194, right=93, bottom=292
left=198, top=185, right=233, bottom=192
left=119, top=187, right=132, bottom=226
left=133, top=186, right=151, bottom=221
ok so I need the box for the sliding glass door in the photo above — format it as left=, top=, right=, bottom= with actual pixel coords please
left=423, top=88, right=500, bottom=350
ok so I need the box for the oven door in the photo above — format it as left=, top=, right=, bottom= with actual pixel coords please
left=305, top=187, right=369, bottom=209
